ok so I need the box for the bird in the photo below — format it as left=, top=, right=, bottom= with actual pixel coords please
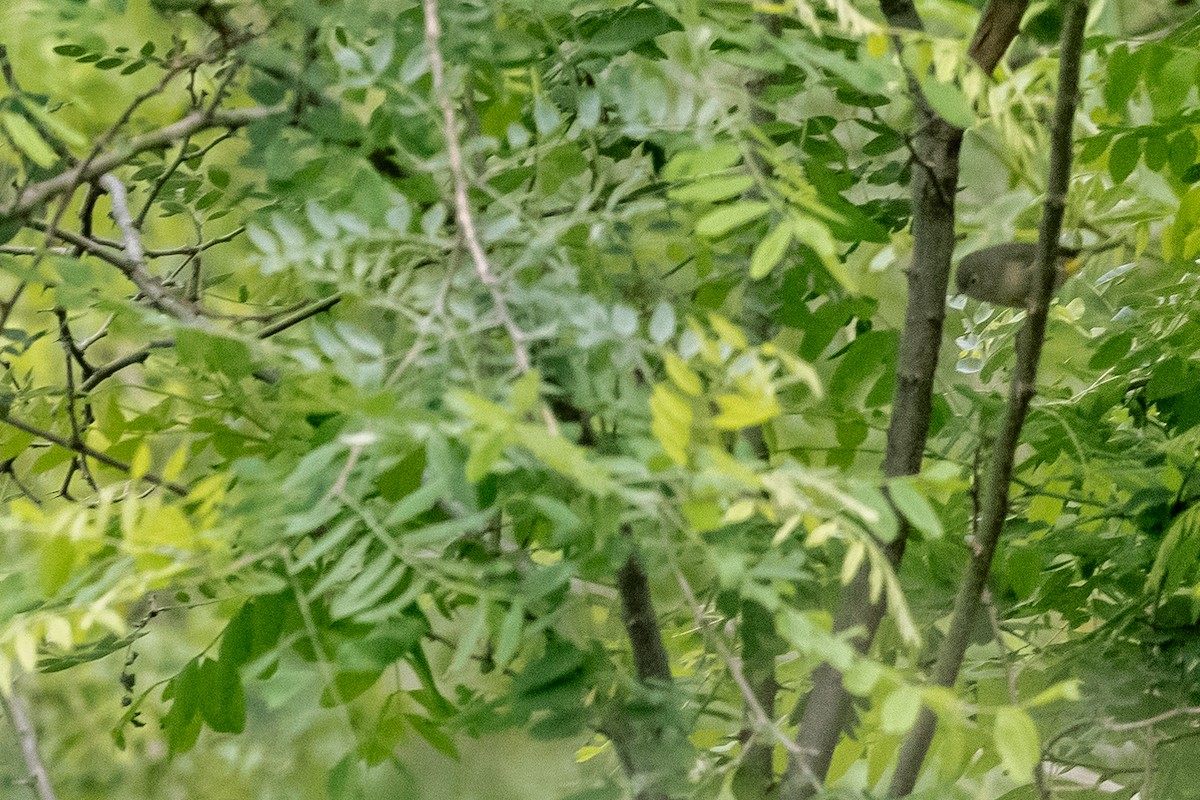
left=955, top=242, right=1082, bottom=307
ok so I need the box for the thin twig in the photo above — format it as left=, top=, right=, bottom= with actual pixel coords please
left=78, top=340, right=174, bottom=392
left=673, top=568, right=823, bottom=793
left=983, top=590, right=1050, bottom=800
left=79, top=294, right=340, bottom=392
left=98, top=173, right=198, bottom=320
left=421, top=0, right=530, bottom=373
left=0, top=415, right=188, bottom=496
left=0, top=688, right=58, bottom=800
left=255, top=294, right=342, bottom=339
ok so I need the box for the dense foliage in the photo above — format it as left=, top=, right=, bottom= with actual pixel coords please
left=1, top=0, right=1200, bottom=798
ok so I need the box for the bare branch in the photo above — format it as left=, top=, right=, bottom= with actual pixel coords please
left=1, top=688, right=58, bottom=800
left=2, top=106, right=279, bottom=220
left=97, top=174, right=198, bottom=320
left=79, top=294, right=339, bottom=392
left=79, top=340, right=174, bottom=392
left=421, top=0, right=530, bottom=373
left=673, top=568, right=823, bottom=792
left=255, top=294, right=342, bottom=339
left=969, top=0, right=1032, bottom=73
left=0, top=414, right=188, bottom=496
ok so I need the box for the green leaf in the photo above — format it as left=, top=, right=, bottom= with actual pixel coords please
left=711, top=391, right=781, bottom=430
left=447, top=601, right=489, bottom=674
left=17, top=99, right=87, bottom=148
left=1104, top=45, right=1143, bottom=112
left=1144, top=133, right=1169, bottom=171
left=668, top=175, right=754, bottom=204
left=510, top=370, right=541, bottom=415
left=650, top=384, right=693, bottom=464
left=1108, top=135, right=1142, bottom=183
left=465, top=429, right=508, bottom=482
left=493, top=599, right=525, bottom=670
left=994, top=706, right=1039, bottom=780
left=880, top=685, right=922, bottom=734
left=1087, top=330, right=1133, bottom=370
left=375, top=449, right=425, bottom=503
left=1, top=112, right=57, bottom=168
left=750, top=222, right=793, bottom=279
left=887, top=479, right=943, bottom=539
left=584, top=7, right=682, bottom=55
left=695, top=201, right=770, bottom=239
left=662, top=144, right=741, bottom=181
left=327, top=752, right=363, bottom=800
left=331, top=562, right=408, bottom=620
left=1170, top=130, right=1197, bottom=178
left=406, top=713, right=460, bottom=759
left=198, top=658, right=246, bottom=733
left=919, top=79, right=974, bottom=129
left=663, top=352, right=702, bottom=396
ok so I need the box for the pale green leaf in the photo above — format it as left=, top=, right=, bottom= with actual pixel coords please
left=750, top=222, right=793, bottom=279
left=696, top=201, right=770, bottom=239
left=994, top=706, right=1040, bottom=780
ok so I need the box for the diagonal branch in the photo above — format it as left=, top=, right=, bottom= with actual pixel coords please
left=79, top=293, right=341, bottom=392
left=97, top=173, right=198, bottom=320
left=421, top=0, right=531, bottom=373
left=1, top=106, right=279, bottom=220
left=0, top=414, right=188, bottom=496
left=1, top=687, right=58, bottom=800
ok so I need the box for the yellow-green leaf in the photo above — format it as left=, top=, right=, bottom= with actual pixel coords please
left=129, top=442, right=152, bottom=481
left=465, top=429, right=508, bottom=482
left=750, top=222, right=793, bottom=279
left=574, top=742, right=609, bottom=763
left=695, top=201, right=769, bottom=239
left=866, top=32, right=889, bottom=58
left=18, top=99, right=87, bottom=148
left=711, top=391, right=780, bottom=430
left=509, top=370, right=541, bottom=415
left=881, top=685, right=922, bottom=734
left=668, top=174, right=754, bottom=203
left=162, top=445, right=189, bottom=482
left=650, top=384, right=693, bottom=464
left=994, top=706, right=1040, bottom=780
left=663, top=352, right=702, bottom=397
left=1, top=112, right=57, bottom=168
left=707, top=314, right=748, bottom=350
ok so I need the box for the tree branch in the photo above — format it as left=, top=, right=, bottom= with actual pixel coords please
left=969, top=0, right=1032, bottom=74
left=97, top=173, right=198, bottom=320
left=616, top=547, right=672, bottom=684
left=1, top=106, right=278, bottom=220
left=421, top=0, right=531, bottom=374
left=1, top=688, right=58, bottom=800
left=0, top=414, right=188, bottom=496
left=888, top=2, right=1088, bottom=795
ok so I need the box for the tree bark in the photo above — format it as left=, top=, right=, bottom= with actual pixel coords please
left=605, top=537, right=677, bottom=800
